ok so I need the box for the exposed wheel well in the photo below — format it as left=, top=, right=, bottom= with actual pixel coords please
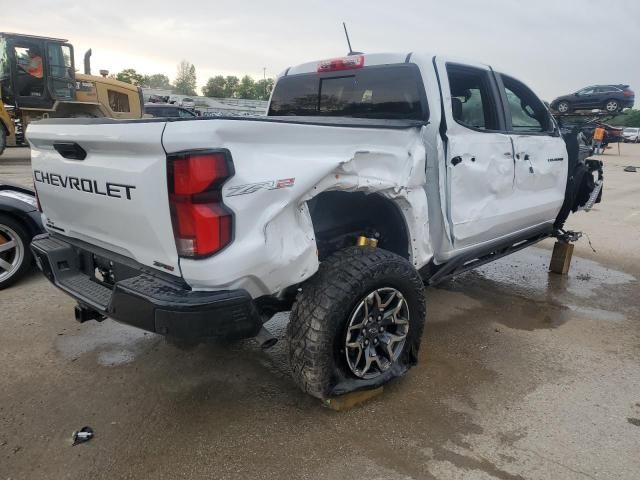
left=307, top=191, right=410, bottom=261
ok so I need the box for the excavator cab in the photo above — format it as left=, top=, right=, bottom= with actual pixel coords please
left=0, top=33, right=76, bottom=110
left=0, top=32, right=143, bottom=153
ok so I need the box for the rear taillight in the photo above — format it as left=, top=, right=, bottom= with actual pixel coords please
left=317, top=55, right=364, bottom=73
left=623, top=89, right=634, bottom=97
left=168, top=150, right=234, bottom=258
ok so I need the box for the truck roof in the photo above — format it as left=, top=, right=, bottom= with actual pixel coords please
left=282, top=51, right=495, bottom=77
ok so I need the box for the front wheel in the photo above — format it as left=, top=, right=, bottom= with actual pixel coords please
left=604, top=99, right=620, bottom=112
left=556, top=101, right=571, bottom=113
left=287, top=247, right=426, bottom=399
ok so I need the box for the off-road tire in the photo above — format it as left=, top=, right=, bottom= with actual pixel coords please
left=0, top=214, right=33, bottom=289
left=286, top=246, right=426, bottom=399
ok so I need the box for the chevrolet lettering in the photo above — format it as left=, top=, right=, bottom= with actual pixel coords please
left=33, top=170, right=135, bottom=199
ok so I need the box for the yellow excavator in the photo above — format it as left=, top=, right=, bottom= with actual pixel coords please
left=0, top=32, right=144, bottom=155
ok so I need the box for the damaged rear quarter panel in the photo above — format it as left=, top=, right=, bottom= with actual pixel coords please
left=162, top=118, right=429, bottom=297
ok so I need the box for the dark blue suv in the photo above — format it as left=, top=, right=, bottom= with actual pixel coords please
left=551, top=85, right=634, bottom=114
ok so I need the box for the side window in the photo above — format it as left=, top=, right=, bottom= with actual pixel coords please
left=0, top=38, right=8, bottom=80
left=108, top=90, right=130, bottom=112
left=47, top=44, right=72, bottom=79
left=14, top=46, right=32, bottom=76
left=446, top=64, right=499, bottom=131
left=178, top=108, right=195, bottom=118
left=577, top=88, right=595, bottom=96
left=597, top=86, right=618, bottom=94
left=501, top=75, right=552, bottom=134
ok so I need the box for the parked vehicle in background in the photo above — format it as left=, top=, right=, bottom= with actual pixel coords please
left=551, top=85, right=634, bottom=113
left=582, top=123, right=623, bottom=147
left=622, top=127, right=640, bottom=142
left=0, top=182, right=43, bottom=289
left=180, top=97, right=195, bottom=109
left=144, top=103, right=197, bottom=118
left=28, top=52, right=603, bottom=399
left=147, top=94, right=169, bottom=104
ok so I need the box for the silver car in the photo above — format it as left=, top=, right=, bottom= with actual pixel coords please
left=622, top=127, right=640, bottom=142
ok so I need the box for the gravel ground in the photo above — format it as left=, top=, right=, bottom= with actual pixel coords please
left=1, top=145, right=639, bottom=480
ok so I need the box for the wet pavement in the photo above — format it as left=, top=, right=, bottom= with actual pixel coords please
left=1, top=146, right=640, bottom=479
left=0, top=148, right=33, bottom=186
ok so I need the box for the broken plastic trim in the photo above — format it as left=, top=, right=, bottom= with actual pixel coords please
left=71, top=426, right=94, bottom=446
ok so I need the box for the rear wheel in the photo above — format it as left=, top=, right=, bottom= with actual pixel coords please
left=0, top=214, right=33, bottom=289
left=556, top=101, right=571, bottom=113
left=287, top=246, right=426, bottom=399
left=604, top=99, right=620, bottom=112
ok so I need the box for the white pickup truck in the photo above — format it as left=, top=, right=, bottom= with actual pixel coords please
left=28, top=52, right=602, bottom=399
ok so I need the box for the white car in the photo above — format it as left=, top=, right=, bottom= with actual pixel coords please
left=622, top=127, right=640, bottom=142
left=28, top=52, right=603, bottom=399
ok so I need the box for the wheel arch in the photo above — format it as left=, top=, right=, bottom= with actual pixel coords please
left=307, top=190, right=412, bottom=261
left=0, top=205, right=43, bottom=239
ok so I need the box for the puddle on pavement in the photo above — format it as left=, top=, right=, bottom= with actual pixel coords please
left=54, top=309, right=292, bottom=376
left=56, top=320, right=159, bottom=366
left=439, top=246, right=637, bottom=331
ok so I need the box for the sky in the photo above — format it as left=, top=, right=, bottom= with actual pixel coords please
left=3, top=0, right=639, bottom=101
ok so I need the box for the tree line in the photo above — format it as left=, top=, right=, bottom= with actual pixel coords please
left=113, top=60, right=274, bottom=101
left=610, top=109, right=640, bottom=128
left=202, top=75, right=274, bottom=101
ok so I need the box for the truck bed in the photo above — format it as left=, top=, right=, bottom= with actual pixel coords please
left=28, top=114, right=427, bottom=296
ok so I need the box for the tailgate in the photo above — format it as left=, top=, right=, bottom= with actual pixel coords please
left=28, top=120, right=180, bottom=276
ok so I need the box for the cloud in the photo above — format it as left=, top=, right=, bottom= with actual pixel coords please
left=3, top=0, right=639, bottom=100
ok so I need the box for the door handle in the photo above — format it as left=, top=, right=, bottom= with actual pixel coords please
left=524, top=154, right=530, bottom=161
left=53, top=142, right=87, bottom=160
left=451, top=156, right=462, bottom=166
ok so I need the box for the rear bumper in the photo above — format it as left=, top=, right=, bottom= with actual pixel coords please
left=30, top=234, right=262, bottom=340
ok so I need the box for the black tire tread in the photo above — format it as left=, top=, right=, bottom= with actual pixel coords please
left=286, top=246, right=426, bottom=399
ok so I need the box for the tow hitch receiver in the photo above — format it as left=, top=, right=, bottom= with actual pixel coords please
left=74, top=304, right=105, bottom=323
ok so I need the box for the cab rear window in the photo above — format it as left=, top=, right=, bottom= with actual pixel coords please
left=268, top=64, right=428, bottom=120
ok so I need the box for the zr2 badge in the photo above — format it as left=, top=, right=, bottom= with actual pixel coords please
left=226, top=178, right=295, bottom=197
